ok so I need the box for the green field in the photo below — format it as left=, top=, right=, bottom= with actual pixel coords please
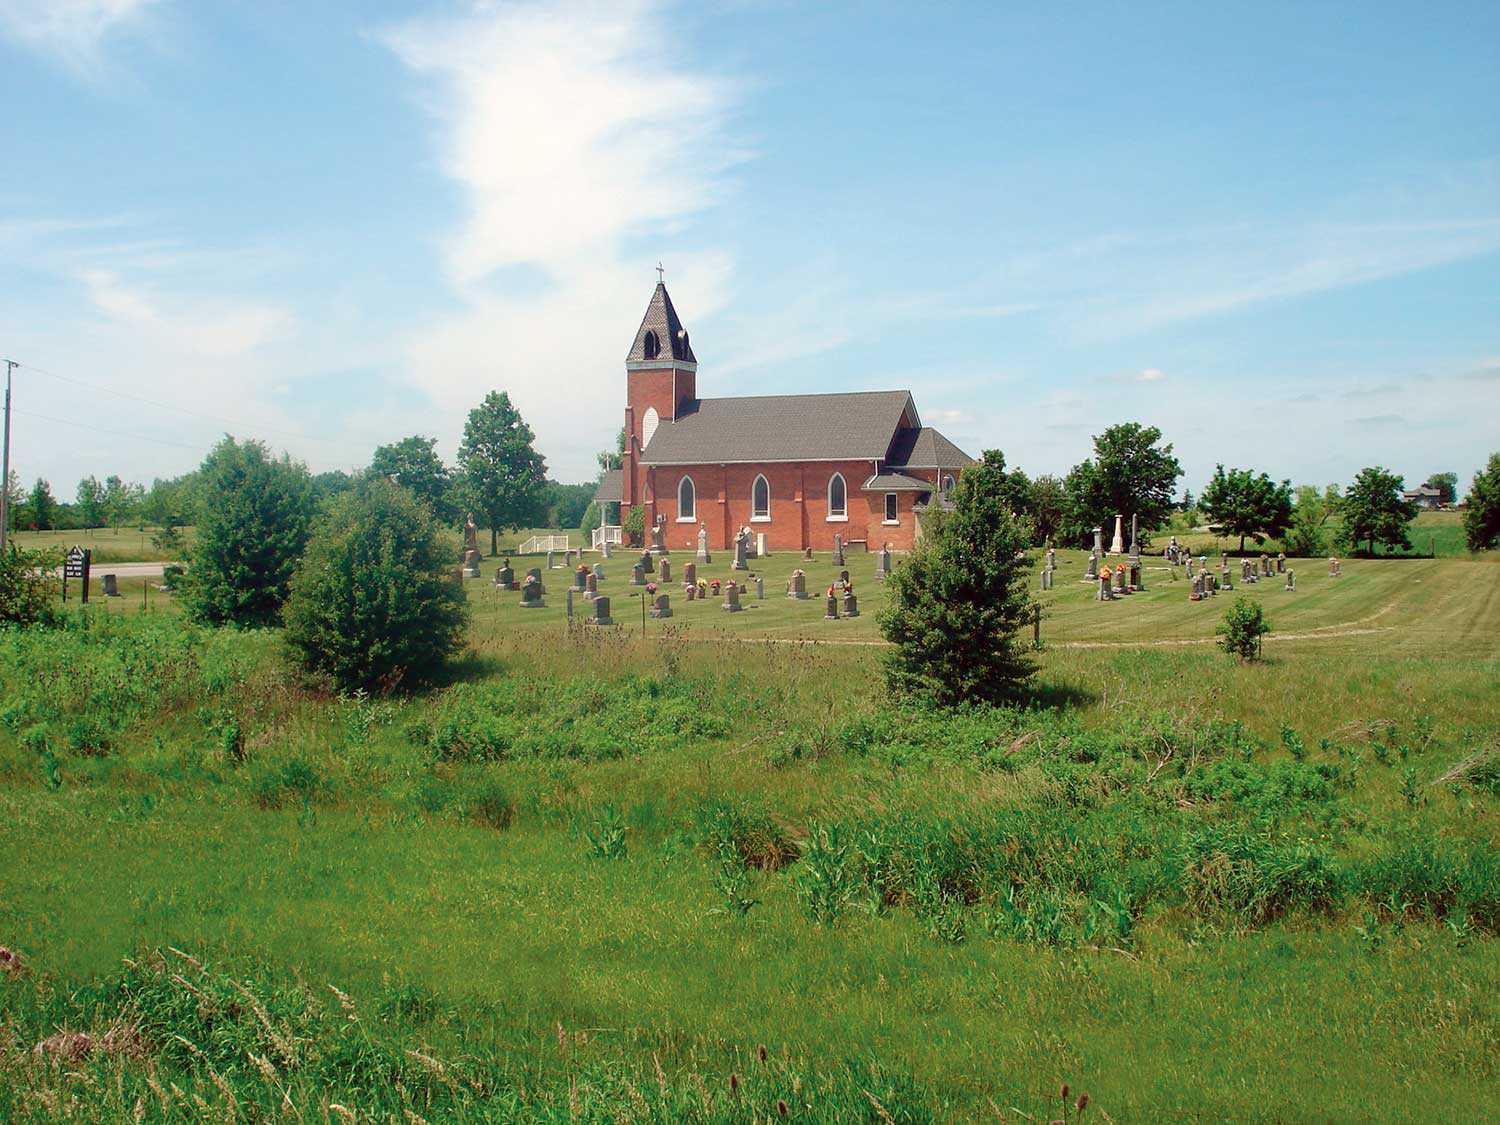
left=1, top=546, right=1497, bottom=1120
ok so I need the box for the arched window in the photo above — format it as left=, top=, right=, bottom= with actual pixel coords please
left=751, top=474, right=770, bottom=520
left=941, top=474, right=956, bottom=493
left=827, top=472, right=847, bottom=520
left=642, top=330, right=660, bottom=359
left=677, top=475, right=696, bottom=521
left=642, top=406, right=660, bottom=450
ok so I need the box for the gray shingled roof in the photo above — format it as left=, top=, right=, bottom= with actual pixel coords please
left=863, top=472, right=933, bottom=492
left=884, top=426, right=974, bottom=471
left=626, top=283, right=696, bottom=364
left=640, top=390, right=916, bottom=465
left=593, top=469, right=622, bottom=503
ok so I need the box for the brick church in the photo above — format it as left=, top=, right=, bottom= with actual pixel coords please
left=595, top=281, right=973, bottom=552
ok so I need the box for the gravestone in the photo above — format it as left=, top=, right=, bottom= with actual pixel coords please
left=1185, top=556, right=1196, bottom=578
left=1110, top=514, right=1125, bottom=555
left=876, top=544, right=893, bottom=579
left=838, top=569, right=850, bottom=587
left=659, top=558, right=671, bottom=583
left=640, top=550, right=654, bottom=575
left=589, top=595, right=613, bottom=625
left=462, top=548, right=481, bottom=578
left=1167, top=535, right=1180, bottom=564
left=722, top=582, right=742, bottom=612
left=1329, top=557, right=1342, bottom=577
left=1114, top=567, right=1128, bottom=595
left=787, top=569, right=808, bottom=599
left=1241, top=558, right=1254, bottom=583
left=525, top=567, right=544, bottom=593
left=832, top=534, right=845, bottom=567
left=1085, top=548, right=1099, bottom=581
left=1220, top=560, right=1232, bottom=591
left=1129, top=559, right=1143, bottom=591
left=697, top=525, right=711, bottom=563
left=650, top=522, right=667, bottom=555
left=1276, top=552, right=1286, bottom=574
left=102, top=573, right=120, bottom=597
left=495, top=561, right=516, bottom=590
left=824, top=593, right=840, bottom=619
left=520, top=574, right=545, bottom=608
left=802, top=547, right=813, bottom=561
left=1097, top=571, right=1113, bottom=601
left=592, top=563, right=605, bottom=580
left=756, top=532, right=769, bottom=558
left=1045, top=547, right=1056, bottom=572
left=546, top=550, right=556, bottom=570
left=572, top=566, right=588, bottom=592
left=754, top=575, right=765, bottom=599
left=1129, top=513, right=1139, bottom=557
left=1285, top=569, right=1296, bottom=591
left=630, top=563, right=646, bottom=586
left=1040, top=568, right=1054, bottom=591
left=462, top=513, right=479, bottom=565
left=684, top=583, right=696, bottom=601
left=602, top=540, right=613, bottom=559
left=584, top=572, right=599, bottom=600
left=733, top=532, right=749, bottom=571
left=842, top=591, right=859, bottom=617
left=566, top=588, right=574, bottom=618
left=651, top=592, right=672, bottom=618
left=683, top=561, right=697, bottom=585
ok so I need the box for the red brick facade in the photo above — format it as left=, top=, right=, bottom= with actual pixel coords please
left=635, top=461, right=939, bottom=552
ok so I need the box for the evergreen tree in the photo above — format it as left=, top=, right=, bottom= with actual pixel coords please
left=1198, top=465, right=1294, bottom=554
left=284, top=478, right=468, bottom=691
left=1461, top=453, right=1500, bottom=552
left=1063, top=423, right=1182, bottom=546
left=457, top=391, right=547, bottom=555
left=1337, top=466, right=1416, bottom=556
left=27, top=478, right=56, bottom=531
left=182, top=437, right=316, bottom=627
left=369, top=435, right=456, bottom=524
left=878, top=450, right=1036, bottom=704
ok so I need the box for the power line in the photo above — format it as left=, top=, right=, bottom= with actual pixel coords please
left=12, top=407, right=220, bottom=452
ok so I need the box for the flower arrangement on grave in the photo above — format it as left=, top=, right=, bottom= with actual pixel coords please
left=645, top=581, right=658, bottom=594
left=710, top=579, right=722, bottom=594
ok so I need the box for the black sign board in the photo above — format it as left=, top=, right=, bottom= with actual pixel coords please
left=62, top=546, right=91, bottom=602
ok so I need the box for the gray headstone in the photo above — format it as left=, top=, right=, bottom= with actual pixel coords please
left=102, top=573, right=120, bottom=597
left=589, top=595, right=613, bottom=625
left=462, top=548, right=481, bottom=578
left=787, top=569, right=807, bottom=599
left=754, top=575, right=764, bottom=599
left=733, top=534, right=748, bottom=570
left=683, top=561, right=697, bottom=585
left=525, top=567, right=544, bottom=593
left=546, top=550, right=556, bottom=570
left=572, top=567, right=588, bottom=592
left=842, top=591, right=859, bottom=617
left=495, top=563, right=515, bottom=590
left=722, top=582, right=742, bottom=612
left=824, top=593, right=840, bottom=619
left=585, top=572, right=599, bottom=599
left=640, top=550, right=654, bottom=574
left=630, top=563, right=646, bottom=586
left=697, top=525, right=711, bottom=563
left=592, top=563, right=604, bottom=580
left=650, top=592, right=672, bottom=619
left=566, top=588, right=574, bottom=618
left=601, top=540, right=613, bottom=559
left=832, top=533, right=845, bottom=567
left=520, top=575, right=545, bottom=608
left=876, top=545, right=892, bottom=579
left=1285, top=569, right=1296, bottom=591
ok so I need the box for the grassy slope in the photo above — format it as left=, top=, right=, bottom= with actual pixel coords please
left=2, top=552, right=1498, bottom=1119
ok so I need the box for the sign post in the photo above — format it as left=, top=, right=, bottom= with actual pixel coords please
left=64, top=546, right=91, bottom=604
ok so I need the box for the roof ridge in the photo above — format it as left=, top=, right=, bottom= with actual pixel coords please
left=693, top=389, right=912, bottom=404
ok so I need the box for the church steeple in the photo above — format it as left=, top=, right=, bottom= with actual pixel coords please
left=626, top=281, right=696, bottom=365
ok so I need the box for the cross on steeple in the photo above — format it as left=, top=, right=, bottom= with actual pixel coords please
left=655, top=261, right=665, bottom=284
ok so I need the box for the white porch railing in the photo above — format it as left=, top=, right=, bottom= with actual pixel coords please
left=518, top=534, right=570, bottom=554
left=591, top=525, right=623, bottom=551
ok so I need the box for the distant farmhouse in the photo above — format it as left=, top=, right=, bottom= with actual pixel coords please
left=595, top=282, right=972, bottom=552
left=1402, top=484, right=1445, bottom=510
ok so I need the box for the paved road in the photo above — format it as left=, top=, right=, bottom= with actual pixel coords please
left=51, top=562, right=178, bottom=579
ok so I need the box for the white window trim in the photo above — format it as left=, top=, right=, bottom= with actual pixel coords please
left=676, top=476, right=696, bottom=522
left=751, top=474, right=771, bottom=522
left=826, top=472, right=848, bottom=521
left=883, top=492, right=899, bottom=525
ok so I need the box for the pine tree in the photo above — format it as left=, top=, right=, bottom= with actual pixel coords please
left=878, top=450, right=1036, bottom=703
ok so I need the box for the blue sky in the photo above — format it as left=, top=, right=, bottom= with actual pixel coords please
left=2, top=0, right=1497, bottom=495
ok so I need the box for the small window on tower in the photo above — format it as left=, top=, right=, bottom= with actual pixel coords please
left=643, top=330, right=660, bottom=359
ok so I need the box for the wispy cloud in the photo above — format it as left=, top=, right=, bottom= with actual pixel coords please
left=0, top=0, right=157, bottom=72
left=379, top=0, right=745, bottom=477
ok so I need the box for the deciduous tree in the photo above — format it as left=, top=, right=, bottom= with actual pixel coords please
left=1063, top=423, right=1182, bottom=546
left=75, top=476, right=106, bottom=529
left=369, top=435, right=456, bottom=524
left=1198, top=465, right=1294, bottom=554
left=27, top=478, right=56, bottom=531
left=1337, top=466, right=1416, bottom=557
left=1461, top=453, right=1500, bottom=552
left=457, top=392, right=547, bottom=555
left=1424, top=472, right=1457, bottom=505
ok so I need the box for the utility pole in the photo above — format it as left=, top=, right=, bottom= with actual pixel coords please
left=0, top=360, right=15, bottom=552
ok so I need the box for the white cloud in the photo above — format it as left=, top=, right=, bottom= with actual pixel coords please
left=379, top=0, right=746, bottom=480
left=79, top=268, right=291, bottom=358
left=0, top=0, right=156, bottom=71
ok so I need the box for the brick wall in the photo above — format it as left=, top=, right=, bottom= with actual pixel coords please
left=642, top=461, right=931, bottom=551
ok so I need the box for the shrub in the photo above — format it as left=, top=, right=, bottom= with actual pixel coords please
left=1216, top=596, right=1270, bottom=661
left=181, top=437, right=315, bottom=626
left=1462, top=452, right=1500, bottom=552
left=879, top=450, right=1036, bottom=703
left=284, top=478, right=469, bottom=692
left=0, top=545, right=58, bottom=627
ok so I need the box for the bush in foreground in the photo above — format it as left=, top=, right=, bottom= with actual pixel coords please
left=1217, top=596, right=1270, bottom=661
left=284, top=478, right=468, bottom=691
left=0, top=546, right=57, bottom=628
left=182, top=437, right=315, bottom=627
left=879, top=449, right=1035, bottom=703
